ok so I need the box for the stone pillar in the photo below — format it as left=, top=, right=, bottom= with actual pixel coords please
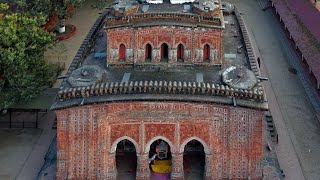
left=152, top=48, right=160, bottom=63
left=106, top=153, right=117, bottom=179
left=205, top=154, right=212, bottom=179
left=137, top=153, right=150, bottom=180
left=170, top=49, right=177, bottom=64
left=172, top=153, right=183, bottom=180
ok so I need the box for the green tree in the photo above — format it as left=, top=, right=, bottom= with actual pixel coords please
left=0, top=3, right=55, bottom=109
left=6, top=0, right=85, bottom=33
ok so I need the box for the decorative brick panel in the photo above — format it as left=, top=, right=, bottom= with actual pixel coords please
left=56, top=101, right=263, bottom=179
left=106, top=26, right=222, bottom=65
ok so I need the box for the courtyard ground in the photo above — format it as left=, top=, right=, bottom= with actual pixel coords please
left=0, top=129, right=42, bottom=180
left=44, top=0, right=103, bottom=88
left=0, top=1, right=104, bottom=180
left=228, top=0, right=320, bottom=179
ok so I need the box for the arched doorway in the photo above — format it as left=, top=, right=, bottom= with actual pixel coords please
left=183, top=140, right=205, bottom=180
left=203, top=44, right=210, bottom=63
left=116, top=139, right=137, bottom=179
left=148, top=139, right=172, bottom=179
left=177, top=44, right=184, bottom=62
left=145, top=43, right=152, bottom=62
left=119, top=44, right=126, bottom=61
left=160, top=43, right=169, bottom=62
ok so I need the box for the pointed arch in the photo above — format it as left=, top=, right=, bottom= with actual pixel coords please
left=119, top=44, right=126, bottom=60
left=160, top=43, right=169, bottom=62
left=177, top=43, right=184, bottom=62
left=179, top=136, right=210, bottom=154
left=145, top=43, right=153, bottom=62
left=183, top=138, right=206, bottom=179
left=203, top=44, right=210, bottom=62
left=145, top=136, right=174, bottom=153
left=110, top=136, right=140, bottom=153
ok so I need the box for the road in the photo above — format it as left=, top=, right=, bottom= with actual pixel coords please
left=227, top=0, right=320, bottom=179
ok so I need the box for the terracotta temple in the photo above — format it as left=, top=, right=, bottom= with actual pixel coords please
left=52, top=0, right=268, bottom=179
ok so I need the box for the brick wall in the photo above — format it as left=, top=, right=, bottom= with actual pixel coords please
left=106, top=26, right=222, bottom=65
left=56, top=101, right=263, bottom=179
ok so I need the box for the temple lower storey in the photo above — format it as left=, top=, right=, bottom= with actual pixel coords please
left=56, top=101, right=263, bottom=179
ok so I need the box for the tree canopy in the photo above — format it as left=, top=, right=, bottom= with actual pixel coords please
left=0, top=3, right=55, bottom=109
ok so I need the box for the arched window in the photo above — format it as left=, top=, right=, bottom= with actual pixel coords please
left=145, top=43, right=152, bottom=62
left=160, top=43, right=169, bottom=62
left=203, top=44, right=210, bottom=62
left=183, top=140, right=205, bottom=179
left=119, top=44, right=126, bottom=61
left=177, top=44, right=184, bottom=62
left=116, top=139, right=137, bottom=179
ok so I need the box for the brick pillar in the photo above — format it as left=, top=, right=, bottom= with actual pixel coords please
left=137, top=153, right=150, bottom=180
left=205, top=154, right=212, bottom=179
left=56, top=111, right=68, bottom=180
left=106, top=153, right=117, bottom=179
left=172, top=153, right=183, bottom=180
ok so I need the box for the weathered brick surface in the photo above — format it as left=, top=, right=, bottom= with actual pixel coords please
left=106, top=26, right=222, bottom=65
left=56, top=101, right=263, bottom=179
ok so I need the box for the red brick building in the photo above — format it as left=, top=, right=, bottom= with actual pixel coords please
left=53, top=0, right=267, bottom=179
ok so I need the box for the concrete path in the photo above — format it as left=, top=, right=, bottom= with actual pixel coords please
left=228, top=0, right=320, bottom=179
left=0, top=129, right=42, bottom=180
left=16, top=113, right=56, bottom=180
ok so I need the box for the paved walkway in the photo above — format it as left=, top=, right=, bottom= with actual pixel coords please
left=15, top=1, right=103, bottom=180
left=16, top=113, right=56, bottom=180
left=45, top=0, right=102, bottom=88
left=228, top=0, right=320, bottom=179
left=0, top=129, right=42, bottom=180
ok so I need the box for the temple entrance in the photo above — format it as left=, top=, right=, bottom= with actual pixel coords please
left=203, top=44, right=210, bottom=63
left=148, top=139, right=172, bottom=179
left=119, top=44, right=126, bottom=61
left=177, top=44, right=184, bottom=62
left=183, top=140, right=205, bottom=180
left=116, top=139, right=137, bottom=180
left=160, top=43, right=169, bottom=62
left=145, top=43, right=152, bottom=62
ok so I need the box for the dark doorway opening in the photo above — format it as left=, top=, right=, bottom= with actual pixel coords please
left=119, top=44, right=126, bottom=61
left=145, top=43, right=152, bottom=62
left=177, top=44, right=184, bottom=62
left=183, top=140, right=205, bottom=180
left=116, top=139, right=137, bottom=180
left=149, top=139, right=172, bottom=179
left=203, top=44, right=210, bottom=63
left=161, top=43, right=169, bottom=62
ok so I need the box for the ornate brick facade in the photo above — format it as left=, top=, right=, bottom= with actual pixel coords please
left=55, top=1, right=266, bottom=179
left=106, top=26, right=222, bottom=66
left=56, top=101, right=263, bottom=179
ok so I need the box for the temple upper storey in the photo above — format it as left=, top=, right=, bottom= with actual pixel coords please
left=146, top=0, right=195, bottom=4
left=106, top=0, right=224, bottom=28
